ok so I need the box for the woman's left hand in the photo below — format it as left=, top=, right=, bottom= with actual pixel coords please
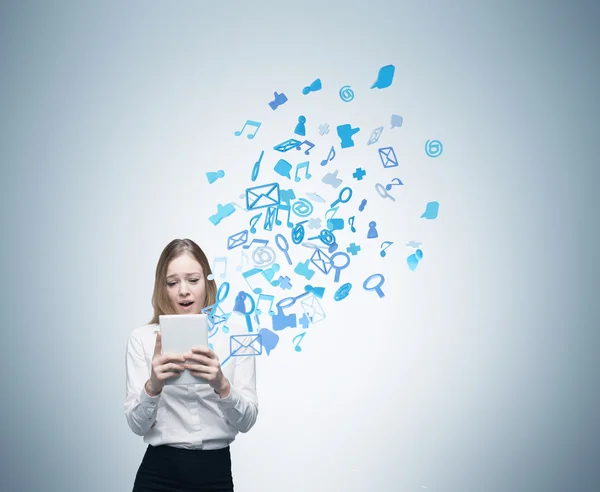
left=183, top=346, right=229, bottom=393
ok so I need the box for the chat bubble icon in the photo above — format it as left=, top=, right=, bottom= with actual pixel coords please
left=371, top=64, right=395, bottom=89
left=259, top=327, right=279, bottom=355
left=391, top=114, right=403, bottom=128
left=421, top=201, right=439, bottom=219
left=274, top=159, right=292, bottom=179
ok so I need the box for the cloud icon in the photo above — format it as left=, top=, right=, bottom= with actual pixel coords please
left=371, top=64, right=395, bottom=89
left=421, top=201, right=439, bottom=220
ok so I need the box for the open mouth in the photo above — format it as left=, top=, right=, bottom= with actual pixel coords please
left=179, top=301, right=194, bottom=309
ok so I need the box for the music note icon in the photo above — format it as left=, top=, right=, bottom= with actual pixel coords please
left=211, top=256, right=228, bottom=279
left=293, top=332, right=306, bottom=352
left=380, top=241, right=394, bottom=257
left=234, top=120, right=261, bottom=139
left=296, top=140, right=315, bottom=155
left=348, top=216, right=356, bottom=233
left=294, top=161, right=312, bottom=182
left=320, top=145, right=336, bottom=166
left=256, top=293, right=276, bottom=316
left=249, top=213, right=262, bottom=234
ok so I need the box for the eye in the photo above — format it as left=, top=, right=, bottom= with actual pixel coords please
left=190, top=279, right=200, bottom=283
left=167, top=282, right=176, bottom=287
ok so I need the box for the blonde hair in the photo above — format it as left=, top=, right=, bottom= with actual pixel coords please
left=147, top=238, right=217, bottom=325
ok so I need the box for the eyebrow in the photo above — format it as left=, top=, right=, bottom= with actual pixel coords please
left=166, top=272, right=203, bottom=279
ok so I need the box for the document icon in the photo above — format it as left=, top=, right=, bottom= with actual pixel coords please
left=378, top=147, right=398, bottom=168
left=230, top=334, right=262, bottom=356
left=245, top=183, right=281, bottom=210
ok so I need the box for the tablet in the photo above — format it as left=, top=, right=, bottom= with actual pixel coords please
left=158, top=314, right=209, bottom=385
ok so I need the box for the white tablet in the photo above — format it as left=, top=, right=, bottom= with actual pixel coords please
left=158, top=314, right=209, bottom=385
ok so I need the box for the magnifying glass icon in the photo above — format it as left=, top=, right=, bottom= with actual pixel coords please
left=375, top=183, right=396, bottom=202
left=330, top=187, right=353, bottom=208
left=363, top=273, right=386, bottom=298
left=233, top=291, right=256, bottom=332
left=275, top=233, right=292, bottom=265
left=330, top=252, right=350, bottom=282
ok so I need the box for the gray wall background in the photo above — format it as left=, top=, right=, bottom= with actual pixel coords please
left=1, top=1, right=599, bottom=491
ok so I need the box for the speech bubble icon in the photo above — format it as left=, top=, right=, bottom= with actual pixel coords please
left=259, top=328, right=279, bottom=356
left=371, top=64, right=395, bottom=89
left=391, top=114, right=403, bottom=128
left=421, top=201, right=439, bottom=219
left=274, top=159, right=292, bottom=179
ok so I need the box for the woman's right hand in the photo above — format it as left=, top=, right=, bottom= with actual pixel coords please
left=147, top=332, right=186, bottom=396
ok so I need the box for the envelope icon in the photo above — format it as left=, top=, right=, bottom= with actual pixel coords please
left=230, top=334, right=262, bottom=357
left=310, top=248, right=332, bottom=274
left=300, top=294, right=326, bottom=324
left=378, top=146, right=398, bottom=168
left=246, top=183, right=280, bottom=210
left=227, top=230, right=248, bottom=249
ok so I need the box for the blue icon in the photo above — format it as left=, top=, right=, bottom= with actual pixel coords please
left=234, top=119, right=261, bottom=139
left=272, top=297, right=298, bottom=331
left=308, top=229, right=336, bottom=247
left=339, top=85, right=354, bottom=102
left=326, top=218, right=344, bottom=231
left=294, top=260, right=315, bottom=280
left=258, top=328, right=279, bottom=356
left=310, top=248, right=333, bottom=274
left=407, top=248, right=423, bottom=271
left=322, top=170, right=343, bottom=188
left=337, top=124, right=360, bottom=148
left=363, top=273, right=386, bottom=298
left=304, top=285, right=325, bottom=298
left=278, top=275, right=292, bottom=290
left=421, top=201, right=439, bottom=219
left=378, top=147, right=398, bottom=168
left=227, top=230, right=249, bottom=249
left=330, top=251, right=350, bottom=283
left=375, top=183, right=396, bottom=202
left=302, top=78, right=322, bottom=95
left=209, top=203, right=235, bottom=226
left=391, top=114, right=403, bottom=128
left=274, top=233, right=292, bottom=265
left=330, top=187, right=352, bottom=208
left=318, top=123, right=329, bottom=135
left=425, top=139, right=443, bottom=157
left=334, top=282, right=352, bottom=301
left=353, top=167, right=366, bottom=180
left=274, top=138, right=302, bottom=152
left=274, top=159, right=292, bottom=179
left=367, top=127, right=383, bottom=145
left=202, top=281, right=231, bottom=337
left=292, top=221, right=306, bottom=245
left=268, top=91, right=288, bottom=110
left=245, top=183, right=280, bottom=210
left=346, top=243, right=361, bottom=255
left=229, top=334, right=262, bottom=356
left=294, top=115, right=307, bottom=136
left=251, top=150, right=264, bottom=182
left=299, top=292, right=326, bottom=324
left=233, top=291, right=256, bottom=332
left=291, top=198, right=313, bottom=217
left=370, top=64, right=395, bottom=89
left=385, top=178, right=403, bottom=190
left=206, top=169, right=225, bottom=184
left=367, top=221, right=378, bottom=238
left=358, top=199, right=367, bottom=212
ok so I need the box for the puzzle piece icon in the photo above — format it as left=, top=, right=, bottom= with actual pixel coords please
left=298, top=312, right=310, bottom=329
left=353, top=168, right=366, bottom=180
left=278, top=275, right=292, bottom=290
left=268, top=91, right=288, bottom=110
left=318, top=123, right=329, bottom=135
left=346, top=243, right=361, bottom=255
left=294, top=260, right=315, bottom=280
left=322, top=170, right=343, bottom=188
left=308, top=218, right=322, bottom=230
left=209, top=203, right=235, bottom=226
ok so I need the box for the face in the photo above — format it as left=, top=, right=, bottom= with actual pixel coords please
left=165, top=252, right=207, bottom=314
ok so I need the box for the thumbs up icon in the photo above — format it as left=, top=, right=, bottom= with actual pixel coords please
left=268, top=91, right=288, bottom=110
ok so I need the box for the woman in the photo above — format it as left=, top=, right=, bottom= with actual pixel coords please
left=125, top=238, right=258, bottom=491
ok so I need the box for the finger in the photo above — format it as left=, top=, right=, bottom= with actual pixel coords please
left=154, top=332, right=162, bottom=357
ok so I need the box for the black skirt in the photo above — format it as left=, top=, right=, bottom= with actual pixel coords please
left=132, top=444, right=234, bottom=492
